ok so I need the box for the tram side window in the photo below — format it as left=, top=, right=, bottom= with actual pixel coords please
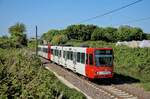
left=59, top=50, right=61, bottom=57
left=43, top=48, right=45, bottom=53
left=66, top=51, right=69, bottom=59
left=53, top=49, right=55, bottom=55
left=81, top=53, right=85, bottom=64
left=70, top=51, right=73, bottom=60
left=38, top=47, right=41, bottom=51
left=86, top=54, right=88, bottom=64
left=55, top=50, right=57, bottom=56
left=47, top=48, right=48, bottom=53
left=63, top=51, right=65, bottom=58
left=89, top=54, right=93, bottom=65
left=56, top=50, right=58, bottom=56
left=58, top=50, right=60, bottom=57
left=42, top=48, right=45, bottom=52
left=58, top=50, right=59, bottom=56
left=46, top=48, right=48, bottom=53
left=54, top=50, right=56, bottom=56
left=77, top=52, right=80, bottom=62
left=51, top=49, right=53, bottom=55
left=43, top=48, right=47, bottom=53
left=57, top=50, right=59, bottom=56
left=68, top=51, right=70, bottom=60
left=67, top=51, right=70, bottom=59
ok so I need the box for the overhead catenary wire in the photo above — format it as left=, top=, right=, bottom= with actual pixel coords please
left=120, top=16, right=150, bottom=25
left=112, top=16, right=150, bottom=27
left=25, top=0, right=143, bottom=37
left=77, top=0, right=143, bottom=24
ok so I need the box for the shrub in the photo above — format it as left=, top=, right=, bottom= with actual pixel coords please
left=0, top=48, right=86, bottom=98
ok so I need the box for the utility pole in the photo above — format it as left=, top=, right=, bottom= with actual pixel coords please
left=36, top=25, right=38, bottom=56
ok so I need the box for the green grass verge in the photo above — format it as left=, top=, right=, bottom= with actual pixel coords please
left=142, top=82, right=150, bottom=91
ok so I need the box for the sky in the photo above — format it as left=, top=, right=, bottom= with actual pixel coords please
left=0, top=0, right=150, bottom=38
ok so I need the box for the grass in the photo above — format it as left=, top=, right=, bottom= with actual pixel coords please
left=142, top=82, right=150, bottom=91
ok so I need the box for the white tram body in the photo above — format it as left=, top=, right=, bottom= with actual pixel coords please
left=38, top=45, right=114, bottom=79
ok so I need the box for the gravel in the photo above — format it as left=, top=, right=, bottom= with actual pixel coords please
left=113, top=84, right=150, bottom=99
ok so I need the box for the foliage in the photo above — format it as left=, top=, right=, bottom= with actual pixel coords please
left=0, top=48, right=86, bottom=98
left=114, top=46, right=150, bottom=82
left=41, top=25, right=148, bottom=44
left=146, top=33, right=150, bottom=40
left=41, top=24, right=98, bottom=44
left=27, top=39, right=36, bottom=51
left=105, top=27, right=118, bottom=42
left=91, top=27, right=119, bottom=42
left=9, top=23, right=26, bottom=34
left=51, top=34, right=68, bottom=45
left=0, top=36, right=12, bottom=48
left=142, top=82, right=150, bottom=91
left=8, top=23, right=27, bottom=47
left=91, top=27, right=108, bottom=41
left=41, top=29, right=60, bottom=43
left=117, top=25, right=145, bottom=41
left=65, top=24, right=98, bottom=41
left=65, top=40, right=114, bottom=48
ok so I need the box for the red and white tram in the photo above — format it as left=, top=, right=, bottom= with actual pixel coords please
left=38, top=45, right=114, bottom=79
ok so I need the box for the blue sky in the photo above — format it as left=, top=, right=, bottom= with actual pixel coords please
left=0, top=0, right=150, bottom=38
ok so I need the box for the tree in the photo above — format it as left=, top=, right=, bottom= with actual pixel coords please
left=117, top=25, right=132, bottom=41
left=8, top=23, right=27, bottom=47
left=9, top=23, right=26, bottom=34
left=79, top=24, right=98, bottom=41
left=65, top=25, right=80, bottom=40
left=146, top=33, right=150, bottom=40
left=51, top=34, right=68, bottom=45
left=117, top=25, right=145, bottom=41
left=41, top=29, right=59, bottom=43
left=0, top=36, right=12, bottom=48
left=65, top=24, right=98, bottom=41
left=105, top=27, right=118, bottom=42
left=91, top=27, right=107, bottom=41
left=129, top=27, right=144, bottom=40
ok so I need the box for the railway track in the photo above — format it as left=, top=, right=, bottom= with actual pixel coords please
left=87, top=82, right=138, bottom=99
left=68, top=69, right=138, bottom=99
left=42, top=58, right=138, bottom=99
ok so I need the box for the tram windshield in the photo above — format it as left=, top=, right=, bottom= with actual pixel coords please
left=95, top=50, right=113, bottom=66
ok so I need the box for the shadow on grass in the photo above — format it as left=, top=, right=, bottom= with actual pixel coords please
left=93, top=73, right=140, bottom=85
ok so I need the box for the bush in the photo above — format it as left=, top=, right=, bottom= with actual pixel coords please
left=114, top=46, right=150, bottom=82
left=0, top=48, right=86, bottom=98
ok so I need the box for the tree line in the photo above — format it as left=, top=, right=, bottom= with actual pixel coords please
left=41, top=24, right=150, bottom=45
left=0, top=23, right=27, bottom=48
left=1, top=23, right=150, bottom=47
